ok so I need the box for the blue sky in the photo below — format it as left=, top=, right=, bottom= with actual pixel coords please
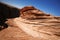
left=1, top=0, right=60, bottom=16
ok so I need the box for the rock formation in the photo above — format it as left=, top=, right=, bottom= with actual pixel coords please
left=0, top=2, right=20, bottom=30
left=0, top=5, right=60, bottom=40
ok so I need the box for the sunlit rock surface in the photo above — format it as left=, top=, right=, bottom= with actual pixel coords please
left=0, top=6, right=60, bottom=40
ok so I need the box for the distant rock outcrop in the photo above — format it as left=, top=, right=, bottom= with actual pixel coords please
left=20, top=6, right=54, bottom=20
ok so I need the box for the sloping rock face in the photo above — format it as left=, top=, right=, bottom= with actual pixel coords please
left=0, top=6, right=60, bottom=40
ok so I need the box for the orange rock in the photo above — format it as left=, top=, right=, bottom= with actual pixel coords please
left=20, top=6, right=53, bottom=19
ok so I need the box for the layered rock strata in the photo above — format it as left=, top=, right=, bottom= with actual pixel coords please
left=0, top=6, right=60, bottom=40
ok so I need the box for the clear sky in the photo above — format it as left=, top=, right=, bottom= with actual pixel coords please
left=0, top=0, right=60, bottom=16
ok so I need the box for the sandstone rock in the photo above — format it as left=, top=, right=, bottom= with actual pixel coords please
left=20, top=6, right=54, bottom=19
left=0, top=5, right=60, bottom=40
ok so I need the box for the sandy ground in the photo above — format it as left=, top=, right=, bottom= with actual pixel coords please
left=0, top=27, right=42, bottom=40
